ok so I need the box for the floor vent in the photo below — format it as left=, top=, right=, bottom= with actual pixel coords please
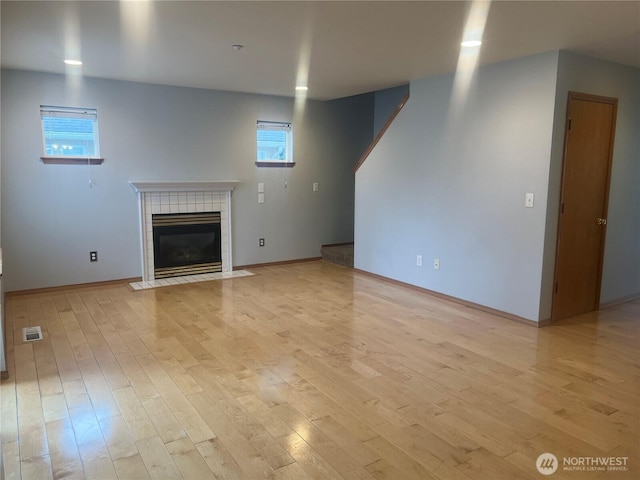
left=22, top=326, right=43, bottom=342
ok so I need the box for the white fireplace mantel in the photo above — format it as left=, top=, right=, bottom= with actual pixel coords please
left=129, top=181, right=240, bottom=193
left=130, top=180, right=239, bottom=282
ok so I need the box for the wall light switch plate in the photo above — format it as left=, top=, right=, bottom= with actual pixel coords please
left=258, top=193, right=264, bottom=204
left=258, top=183, right=264, bottom=193
left=525, top=193, right=534, bottom=208
left=313, top=182, right=319, bottom=192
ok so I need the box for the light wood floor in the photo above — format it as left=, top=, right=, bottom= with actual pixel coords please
left=1, top=261, right=638, bottom=480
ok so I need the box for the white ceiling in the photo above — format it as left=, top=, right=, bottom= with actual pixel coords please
left=2, top=1, right=639, bottom=100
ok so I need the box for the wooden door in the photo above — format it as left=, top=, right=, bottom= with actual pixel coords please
left=552, top=92, right=617, bottom=321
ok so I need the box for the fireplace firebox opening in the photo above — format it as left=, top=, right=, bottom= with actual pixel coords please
left=152, top=212, right=221, bottom=278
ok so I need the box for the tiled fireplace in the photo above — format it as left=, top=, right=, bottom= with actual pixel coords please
left=130, top=181, right=239, bottom=282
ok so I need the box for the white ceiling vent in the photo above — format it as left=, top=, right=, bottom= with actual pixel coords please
left=22, top=326, right=43, bottom=342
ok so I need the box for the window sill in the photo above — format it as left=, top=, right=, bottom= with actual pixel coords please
left=41, top=157, right=105, bottom=165
left=255, top=161, right=296, bottom=168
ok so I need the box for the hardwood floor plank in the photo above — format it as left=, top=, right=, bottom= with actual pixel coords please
left=455, top=447, right=537, bottom=480
left=61, top=379, right=91, bottom=411
left=20, top=454, right=53, bottom=480
left=41, top=393, right=69, bottom=424
left=77, top=357, right=121, bottom=421
left=363, top=435, right=438, bottom=480
left=2, top=262, right=637, bottom=480
left=312, top=415, right=380, bottom=467
left=436, top=397, right=533, bottom=455
left=509, top=394, right=620, bottom=452
left=188, top=390, right=276, bottom=478
left=1, top=377, right=19, bottom=445
left=111, top=386, right=159, bottom=442
left=48, top=333, right=82, bottom=384
left=16, top=384, right=49, bottom=460
left=15, top=424, right=49, bottom=463
left=92, top=346, right=130, bottom=391
left=2, top=441, right=21, bottom=480
left=113, top=454, right=152, bottom=480
left=13, top=343, right=38, bottom=387
left=432, top=459, right=476, bottom=480
left=217, top=395, right=295, bottom=470
left=136, top=436, right=183, bottom=480
left=371, top=421, right=445, bottom=472
left=67, top=404, right=110, bottom=465
left=277, top=432, right=346, bottom=480
left=364, top=458, right=413, bottom=480
left=158, top=357, right=204, bottom=396
left=48, top=461, right=85, bottom=480
left=561, top=379, right=636, bottom=415
left=236, top=392, right=294, bottom=438
left=113, top=352, right=160, bottom=403
left=166, top=437, right=216, bottom=479
left=271, top=402, right=375, bottom=480
left=33, top=340, right=63, bottom=397
left=59, top=311, right=94, bottom=363
left=136, top=355, right=216, bottom=444
left=81, top=454, right=118, bottom=480
left=195, top=437, right=245, bottom=480
left=98, top=415, right=139, bottom=462
left=141, top=396, right=187, bottom=444
left=273, top=461, right=314, bottom=480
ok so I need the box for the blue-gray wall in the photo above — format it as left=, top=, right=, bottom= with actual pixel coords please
left=355, top=50, right=639, bottom=323
left=540, top=52, right=640, bottom=316
left=1, top=69, right=373, bottom=291
left=373, top=85, right=409, bottom=137
left=355, top=51, right=559, bottom=322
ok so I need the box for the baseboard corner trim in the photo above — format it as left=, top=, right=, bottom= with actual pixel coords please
left=353, top=268, right=542, bottom=328
left=599, top=292, right=640, bottom=310
left=6, top=277, right=143, bottom=296
left=234, top=257, right=321, bottom=271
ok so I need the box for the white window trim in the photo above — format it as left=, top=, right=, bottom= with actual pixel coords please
left=256, top=120, right=294, bottom=167
left=40, top=105, right=104, bottom=164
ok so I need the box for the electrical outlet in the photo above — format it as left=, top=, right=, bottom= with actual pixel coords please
left=433, top=258, right=440, bottom=270
left=90, top=251, right=98, bottom=262
left=258, top=193, right=265, bottom=204
left=416, top=255, right=422, bottom=267
left=313, top=182, right=319, bottom=192
left=259, top=238, right=265, bottom=247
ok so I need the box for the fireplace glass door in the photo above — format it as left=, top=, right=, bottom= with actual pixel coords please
left=152, top=212, right=221, bottom=278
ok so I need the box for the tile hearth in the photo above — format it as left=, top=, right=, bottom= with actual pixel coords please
left=129, top=269, right=253, bottom=291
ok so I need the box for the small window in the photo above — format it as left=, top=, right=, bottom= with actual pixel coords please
left=40, top=105, right=101, bottom=159
left=256, top=120, right=294, bottom=166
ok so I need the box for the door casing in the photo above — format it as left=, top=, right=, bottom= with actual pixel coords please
left=551, top=91, right=618, bottom=322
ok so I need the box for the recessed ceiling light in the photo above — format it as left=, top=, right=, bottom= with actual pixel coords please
left=461, top=40, right=482, bottom=48
left=232, top=44, right=244, bottom=51
left=64, top=59, right=83, bottom=66
left=295, top=86, right=308, bottom=91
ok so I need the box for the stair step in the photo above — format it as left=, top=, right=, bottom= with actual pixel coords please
left=321, top=244, right=354, bottom=268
